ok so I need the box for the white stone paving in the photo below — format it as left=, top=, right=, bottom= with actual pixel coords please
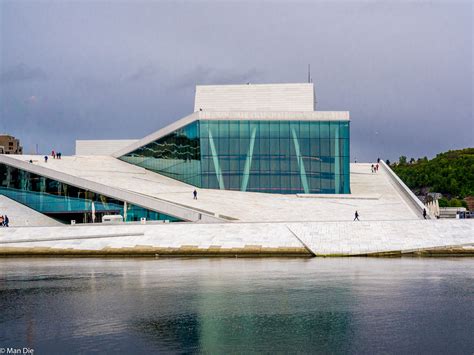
left=288, top=220, right=474, bottom=255
left=0, top=220, right=472, bottom=256
left=0, top=222, right=302, bottom=252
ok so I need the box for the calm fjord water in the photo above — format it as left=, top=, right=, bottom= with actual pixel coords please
left=1, top=258, right=473, bottom=354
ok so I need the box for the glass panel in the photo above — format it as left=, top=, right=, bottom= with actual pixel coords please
left=280, top=121, right=291, bottom=139
left=320, top=122, right=330, bottom=139
left=228, top=121, right=240, bottom=138
left=320, top=139, right=331, bottom=156
left=300, top=122, right=310, bottom=138
left=218, top=121, right=229, bottom=137
left=239, top=121, right=250, bottom=137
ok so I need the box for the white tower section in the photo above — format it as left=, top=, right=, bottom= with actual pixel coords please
left=194, top=83, right=315, bottom=112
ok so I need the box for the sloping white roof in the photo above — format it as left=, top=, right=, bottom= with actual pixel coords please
left=194, top=83, right=315, bottom=112
left=0, top=155, right=420, bottom=223
left=75, top=139, right=138, bottom=156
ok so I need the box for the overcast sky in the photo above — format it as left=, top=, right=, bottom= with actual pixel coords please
left=0, top=0, right=472, bottom=162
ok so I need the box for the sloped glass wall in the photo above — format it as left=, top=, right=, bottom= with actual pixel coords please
left=0, top=163, right=182, bottom=223
left=120, top=121, right=201, bottom=186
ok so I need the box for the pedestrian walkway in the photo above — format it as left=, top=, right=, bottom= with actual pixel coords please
left=0, top=195, right=61, bottom=227
left=288, top=220, right=474, bottom=256
left=0, top=219, right=472, bottom=256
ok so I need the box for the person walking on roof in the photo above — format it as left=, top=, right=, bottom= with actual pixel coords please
left=354, top=211, right=360, bottom=221
left=44, top=155, right=48, bottom=163
left=3, top=215, right=9, bottom=227
left=423, top=208, right=427, bottom=219
left=193, top=189, right=198, bottom=200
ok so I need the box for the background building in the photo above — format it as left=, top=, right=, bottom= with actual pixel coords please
left=0, top=134, right=23, bottom=155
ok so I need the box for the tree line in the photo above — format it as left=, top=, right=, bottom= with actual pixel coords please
left=391, top=148, right=474, bottom=207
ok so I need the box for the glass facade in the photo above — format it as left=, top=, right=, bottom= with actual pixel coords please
left=0, top=163, right=182, bottom=224
left=120, top=120, right=350, bottom=194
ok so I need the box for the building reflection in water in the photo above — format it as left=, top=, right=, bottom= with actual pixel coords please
left=2, top=258, right=473, bottom=353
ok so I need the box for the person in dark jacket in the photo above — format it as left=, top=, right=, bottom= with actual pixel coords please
left=354, top=211, right=360, bottom=221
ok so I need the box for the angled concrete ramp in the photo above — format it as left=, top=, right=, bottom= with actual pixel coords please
left=0, top=195, right=61, bottom=227
left=287, top=220, right=474, bottom=256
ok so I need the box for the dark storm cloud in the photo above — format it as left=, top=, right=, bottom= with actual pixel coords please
left=0, top=63, right=48, bottom=83
left=0, top=1, right=472, bottom=160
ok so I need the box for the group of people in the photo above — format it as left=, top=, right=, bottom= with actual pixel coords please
left=371, top=163, right=379, bottom=173
left=44, top=150, right=62, bottom=163
left=51, top=150, right=62, bottom=159
left=0, top=215, right=9, bottom=227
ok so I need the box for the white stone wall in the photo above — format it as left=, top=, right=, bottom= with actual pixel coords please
left=194, top=83, right=315, bottom=112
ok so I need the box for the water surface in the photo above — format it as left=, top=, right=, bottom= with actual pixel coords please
left=1, top=258, right=473, bottom=353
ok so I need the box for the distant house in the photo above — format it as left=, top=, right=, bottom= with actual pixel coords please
left=464, top=196, right=474, bottom=211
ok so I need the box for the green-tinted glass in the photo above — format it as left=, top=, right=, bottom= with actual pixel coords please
left=120, top=119, right=350, bottom=194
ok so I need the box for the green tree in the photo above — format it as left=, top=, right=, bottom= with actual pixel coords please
left=392, top=148, right=474, bottom=201
left=448, top=199, right=463, bottom=207
left=438, top=198, right=449, bottom=207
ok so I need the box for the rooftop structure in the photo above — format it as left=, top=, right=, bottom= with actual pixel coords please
left=194, top=83, right=315, bottom=112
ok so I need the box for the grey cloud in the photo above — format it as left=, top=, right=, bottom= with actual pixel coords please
left=0, top=63, right=48, bottom=83
left=171, top=66, right=264, bottom=90
left=123, top=64, right=158, bottom=82
left=0, top=1, right=471, bottom=159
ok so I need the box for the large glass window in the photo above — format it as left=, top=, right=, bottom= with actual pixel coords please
left=0, top=163, right=182, bottom=224
left=120, top=120, right=350, bottom=194
left=120, top=121, right=201, bottom=186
